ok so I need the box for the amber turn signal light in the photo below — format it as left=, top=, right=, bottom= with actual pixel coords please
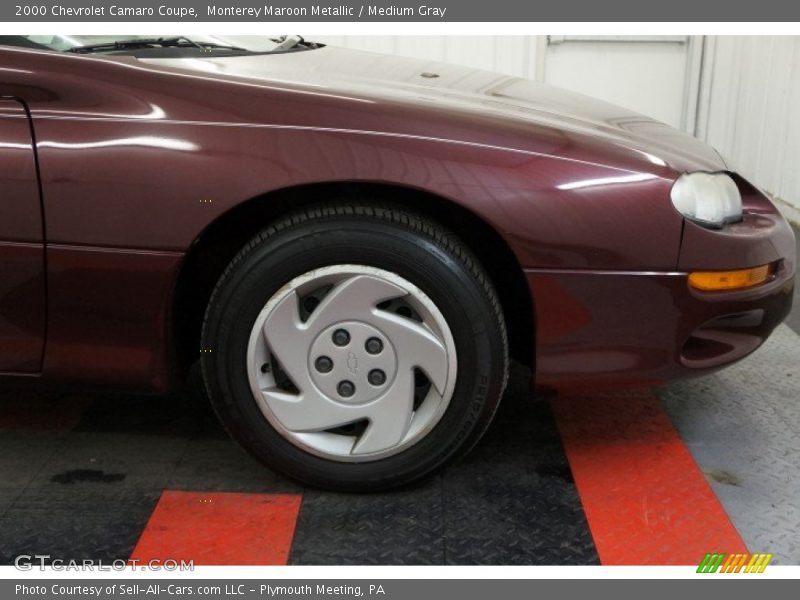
left=688, top=264, right=774, bottom=291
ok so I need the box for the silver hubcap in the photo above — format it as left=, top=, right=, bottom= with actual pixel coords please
left=246, top=265, right=457, bottom=462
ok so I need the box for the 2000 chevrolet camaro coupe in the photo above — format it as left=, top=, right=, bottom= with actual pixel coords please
left=0, top=35, right=795, bottom=490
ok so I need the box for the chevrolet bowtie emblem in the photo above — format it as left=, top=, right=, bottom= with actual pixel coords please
left=346, top=351, right=359, bottom=374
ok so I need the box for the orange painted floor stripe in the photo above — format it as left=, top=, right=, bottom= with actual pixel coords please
left=551, top=391, right=748, bottom=565
left=129, top=491, right=302, bottom=565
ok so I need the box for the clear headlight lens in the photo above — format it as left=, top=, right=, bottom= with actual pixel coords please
left=670, top=172, right=743, bottom=229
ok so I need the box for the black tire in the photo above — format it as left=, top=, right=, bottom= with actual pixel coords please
left=201, top=203, right=508, bottom=491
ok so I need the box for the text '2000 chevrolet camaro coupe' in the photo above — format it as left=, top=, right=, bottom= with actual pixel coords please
left=0, top=36, right=795, bottom=490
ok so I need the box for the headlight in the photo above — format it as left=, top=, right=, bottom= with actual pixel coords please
left=670, top=172, right=743, bottom=229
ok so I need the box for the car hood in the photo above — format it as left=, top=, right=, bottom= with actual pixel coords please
left=140, top=46, right=726, bottom=173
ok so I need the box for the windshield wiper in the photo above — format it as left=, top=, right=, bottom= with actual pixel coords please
left=66, top=36, right=248, bottom=54
left=269, top=35, right=319, bottom=52
left=193, top=41, right=249, bottom=52
left=67, top=37, right=194, bottom=53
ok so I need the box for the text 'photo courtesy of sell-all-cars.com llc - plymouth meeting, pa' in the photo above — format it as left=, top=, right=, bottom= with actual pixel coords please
left=0, top=34, right=795, bottom=491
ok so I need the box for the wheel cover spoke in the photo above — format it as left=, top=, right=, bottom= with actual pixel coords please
left=372, top=311, right=448, bottom=394
left=247, top=265, right=457, bottom=462
left=262, top=388, right=361, bottom=432
left=305, top=274, right=406, bottom=331
left=259, top=291, right=314, bottom=392
left=354, top=369, right=415, bottom=454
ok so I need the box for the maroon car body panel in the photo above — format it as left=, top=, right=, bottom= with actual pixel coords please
left=0, top=98, right=45, bottom=372
left=0, top=44, right=795, bottom=391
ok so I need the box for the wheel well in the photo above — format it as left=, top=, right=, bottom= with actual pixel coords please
left=171, top=182, right=535, bottom=378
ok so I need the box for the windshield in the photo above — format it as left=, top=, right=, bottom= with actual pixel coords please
left=0, top=35, right=320, bottom=56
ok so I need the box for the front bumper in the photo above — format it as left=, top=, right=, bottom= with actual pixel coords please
left=528, top=186, right=796, bottom=391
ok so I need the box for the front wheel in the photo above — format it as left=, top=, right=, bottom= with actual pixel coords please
left=201, top=204, right=508, bottom=491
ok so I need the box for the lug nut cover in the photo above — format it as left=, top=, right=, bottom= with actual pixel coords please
left=315, top=356, right=333, bottom=373
left=368, top=369, right=386, bottom=386
left=337, top=380, right=356, bottom=397
left=365, top=337, right=383, bottom=354
left=332, top=329, right=350, bottom=346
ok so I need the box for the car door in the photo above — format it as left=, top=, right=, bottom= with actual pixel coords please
left=0, top=97, right=45, bottom=372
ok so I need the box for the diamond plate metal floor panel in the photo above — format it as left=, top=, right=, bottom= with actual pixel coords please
left=440, top=395, right=596, bottom=565
left=289, top=483, right=446, bottom=565
left=0, top=502, right=160, bottom=564
left=657, top=324, right=800, bottom=564
left=0, top=379, right=294, bottom=565
left=0, top=364, right=597, bottom=566
left=289, top=367, right=598, bottom=565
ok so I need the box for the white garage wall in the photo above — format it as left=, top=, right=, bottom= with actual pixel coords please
left=315, top=35, right=800, bottom=210
left=542, top=37, right=696, bottom=129
left=698, top=36, right=800, bottom=211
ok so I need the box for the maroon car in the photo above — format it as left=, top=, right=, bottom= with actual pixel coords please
left=0, top=35, right=795, bottom=490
